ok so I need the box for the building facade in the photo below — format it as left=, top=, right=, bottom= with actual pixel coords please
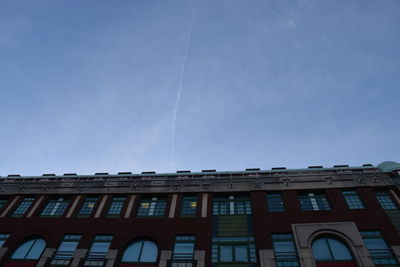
left=0, top=161, right=400, bottom=267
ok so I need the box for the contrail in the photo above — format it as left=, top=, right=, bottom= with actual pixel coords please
left=171, top=4, right=196, bottom=165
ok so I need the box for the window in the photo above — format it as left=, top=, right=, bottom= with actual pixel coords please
left=0, top=199, right=8, bottom=210
left=121, top=239, right=158, bottom=263
left=267, top=193, right=285, bottom=212
left=41, top=197, right=70, bottom=217
left=299, top=192, right=331, bottom=211
left=12, top=197, right=35, bottom=217
left=137, top=197, right=166, bottom=217
left=360, top=231, right=399, bottom=265
left=272, top=233, right=299, bottom=267
left=84, top=235, right=113, bottom=266
left=211, top=237, right=257, bottom=263
left=342, top=190, right=364, bottom=209
left=11, top=238, right=46, bottom=260
left=181, top=196, right=197, bottom=217
left=50, top=235, right=82, bottom=266
left=105, top=197, right=126, bottom=217
left=376, top=191, right=398, bottom=210
left=312, top=236, right=353, bottom=262
left=0, top=233, right=10, bottom=247
left=172, top=236, right=195, bottom=267
left=213, top=195, right=252, bottom=215
left=77, top=197, right=98, bottom=218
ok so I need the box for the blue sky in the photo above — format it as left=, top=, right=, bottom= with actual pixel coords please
left=0, top=0, right=399, bottom=176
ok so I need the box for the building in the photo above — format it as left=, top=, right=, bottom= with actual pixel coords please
left=0, top=161, right=400, bottom=267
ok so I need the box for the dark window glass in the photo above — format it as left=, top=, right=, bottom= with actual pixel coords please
left=360, top=231, right=399, bottom=265
left=267, top=193, right=285, bottom=212
left=312, top=237, right=352, bottom=261
left=41, top=198, right=70, bottom=217
left=272, top=233, right=299, bottom=267
left=106, top=197, right=126, bottom=217
left=213, top=195, right=252, bottom=215
left=122, top=239, right=158, bottom=263
left=11, top=238, right=46, bottom=260
left=137, top=197, right=166, bottom=217
left=50, top=235, right=82, bottom=266
left=342, top=190, right=364, bottom=209
left=211, top=237, right=256, bottom=263
left=84, top=235, right=113, bottom=266
left=376, top=191, right=398, bottom=210
left=299, top=192, right=331, bottom=211
left=77, top=197, right=98, bottom=217
left=181, top=196, right=197, bottom=217
left=12, top=197, right=35, bottom=217
left=0, top=199, right=8, bottom=210
left=0, top=233, right=10, bottom=247
left=172, top=235, right=195, bottom=266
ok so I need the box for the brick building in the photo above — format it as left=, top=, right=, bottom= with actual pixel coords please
left=0, top=161, right=400, bottom=267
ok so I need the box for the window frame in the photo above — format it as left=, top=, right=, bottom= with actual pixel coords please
left=137, top=196, right=167, bottom=217
left=342, top=190, right=365, bottom=210
left=0, top=233, right=10, bottom=247
left=121, top=239, right=159, bottom=264
left=84, top=235, right=113, bottom=266
left=76, top=196, right=99, bottom=218
left=375, top=191, right=398, bottom=210
left=172, top=235, right=196, bottom=264
left=272, top=233, right=299, bottom=267
left=180, top=196, right=198, bottom=217
left=105, top=196, right=126, bottom=218
left=298, top=192, right=331, bottom=211
left=212, top=195, right=252, bottom=215
left=11, top=237, right=46, bottom=260
left=50, top=234, right=82, bottom=266
left=360, top=230, right=399, bottom=266
left=40, top=197, right=71, bottom=218
left=267, top=192, right=285, bottom=212
left=12, top=197, right=36, bottom=218
left=211, top=236, right=257, bottom=264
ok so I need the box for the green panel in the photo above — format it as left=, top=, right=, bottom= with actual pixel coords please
left=218, top=215, right=248, bottom=236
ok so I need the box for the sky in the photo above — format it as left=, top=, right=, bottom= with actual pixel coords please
left=0, top=0, right=399, bottom=176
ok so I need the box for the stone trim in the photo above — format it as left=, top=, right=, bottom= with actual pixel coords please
left=169, top=194, right=178, bottom=218
left=201, top=193, right=208, bottom=218
left=27, top=195, right=45, bottom=218
left=94, top=195, right=109, bottom=218
left=66, top=195, right=81, bottom=218
left=259, top=249, right=275, bottom=267
left=159, top=250, right=171, bottom=267
left=1, top=196, right=19, bottom=217
left=36, top=248, right=55, bottom=267
left=124, top=195, right=136, bottom=218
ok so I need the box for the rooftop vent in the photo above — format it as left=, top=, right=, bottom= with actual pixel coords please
left=142, top=171, right=156, bottom=174
left=363, top=164, right=373, bottom=167
left=202, top=169, right=216, bottom=173
left=308, top=166, right=323, bottom=169
left=177, top=170, right=191, bottom=173
left=7, top=174, right=21, bottom=177
left=246, top=168, right=260, bottom=171
left=95, top=173, right=109, bottom=175
left=42, top=174, right=56, bottom=176
left=118, top=172, right=132, bottom=175
left=333, top=165, right=349, bottom=168
left=271, top=167, right=286, bottom=170
left=63, top=173, right=77, bottom=176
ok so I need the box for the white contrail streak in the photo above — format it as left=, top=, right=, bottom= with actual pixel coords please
left=171, top=5, right=196, bottom=165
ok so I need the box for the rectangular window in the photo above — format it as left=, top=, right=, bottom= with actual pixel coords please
left=267, top=193, right=285, bottom=212
left=181, top=196, right=197, bottom=217
left=0, top=199, right=8, bottom=210
left=172, top=236, right=195, bottom=267
left=376, top=191, right=398, bottom=210
left=360, top=231, right=399, bottom=265
left=84, top=235, right=113, bottom=266
left=213, top=195, right=252, bottom=215
left=0, top=234, right=10, bottom=247
left=299, top=192, right=331, bottom=211
left=211, top=237, right=257, bottom=263
left=12, top=197, right=35, bottom=217
left=77, top=197, right=99, bottom=218
left=50, top=234, right=82, bottom=266
left=272, top=233, right=299, bottom=267
left=41, top=197, right=70, bottom=217
left=342, top=190, right=364, bottom=209
left=105, top=197, right=126, bottom=217
left=137, top=197, right=166, bottom=217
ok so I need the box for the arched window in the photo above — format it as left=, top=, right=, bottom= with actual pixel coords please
left=122, top=239, right=158, bottom=263
left=11, top=238, right=46, bottom=260
left=312, top=236, right=353, bottom=262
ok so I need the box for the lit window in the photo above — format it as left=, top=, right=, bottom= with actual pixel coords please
left=267, top=193, right=285, bottom=212
left=181, top=196, right=197, bottom=217
left=299, top=192, right=331, bottom=211
left=213, top=195, right=252, bottom=215
left=172, top=236, right=195, bottom=266
left=375, top=191, right=398, bottom=210
left=0, top=234, right=10, bottom=247
left=121, top=239, right=158, bottom=263
left=272, top=233, right=299, bottom=267
left=84, top=235, right=113, bottom=266
left=11, top=238, right=46, bottom=260
left=41, top=198, right=70, bottom=217
left=137, top=197, right=166, bottom=217
left=211, top=237, right=257, bottom=263
left=360, top=231, right=399, bottom=265
left=77, top=197, right=98, bottom=218
left=312, top=237, right=353, bottom=262
left=12, top=197, right=35, bottom=217
left=342, top=190, right=364, bottom=209
left=50, top=235, right=82, bottom=266
left=106, top=197, right=126, bottom=217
